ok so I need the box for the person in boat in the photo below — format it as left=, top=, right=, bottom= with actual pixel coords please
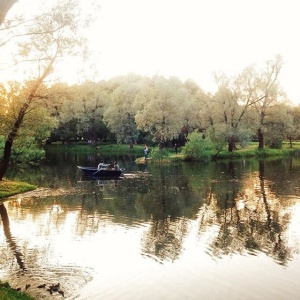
left=113, top=161, right=120, bottom=171
left=98, top=160, right=109, bottom=170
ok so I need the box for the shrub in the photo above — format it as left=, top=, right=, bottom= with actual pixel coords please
left=150, top=147, right=170, bottom=161
left=182, top=131, right=212, bottom=162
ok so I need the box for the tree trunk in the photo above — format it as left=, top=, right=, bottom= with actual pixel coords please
left=288, top=137, right=293, bottom=148
left=228, top=138, right=236, bottom=152
left=258, top=128, right=264, bottom=150
left=0, top=140, right=13, bottom=180
left=0, top=53, right=55, bottom=180
left=0, top=103, right=28, bottom=180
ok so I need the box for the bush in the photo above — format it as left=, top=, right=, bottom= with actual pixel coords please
left=265, top=136, right=283, bottom=149
left=182, top=131, right=212, bottom=162
left=150, top=147, right=170, bottom=161
left=12, top=137, right=45, bottom=163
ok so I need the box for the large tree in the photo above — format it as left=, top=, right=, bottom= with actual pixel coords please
left=252, top=55, right=284, bottom=149
left=206, top=56, right=284, bottom=152
left=207, top=72, right=257, bottom=152
left=103, top=74, right=145, bottom=144
left=0, top=0, right=94, bottom=180
left=135, top=76, right=190, bottom=146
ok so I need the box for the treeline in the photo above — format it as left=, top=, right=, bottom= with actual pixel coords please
left=2, top=56, right=300, bottom=161
left=47, top=56, right=300, bottom=151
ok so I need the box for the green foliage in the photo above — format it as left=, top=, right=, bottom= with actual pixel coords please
left=265, top=136, right=283, bottom=149
left=0, top=135, right=45, bottom=164
left=207, top=124, right=227, bottom=152
left=11, top=137, right=45, bottom=163
left=0, top=136, right=3, bottom=152
left=237, top=128, right=253, bottom=148
left=113, top=115, right=139, bottom=144
left=134, top=76, right=190, bottom=143
left=265, top=122, right=285, bottom=149
left=50, top=118, right=80, bottom=142
left=150, top=147, right=170, bottom=161
left=0, top=282, right=35, bottom=299
left=182, top=131, right=212, bottom=161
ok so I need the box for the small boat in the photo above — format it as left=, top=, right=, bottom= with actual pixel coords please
left=77, top=166, right=124, bottom=178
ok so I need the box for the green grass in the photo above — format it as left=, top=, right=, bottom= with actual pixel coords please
left=0, top=180, right=36, bottom=200
left=136, top=142, right=300, bottom=163
left=214, top=142, right=300, bottom=159
left=0, top=282, right=34, bottom=300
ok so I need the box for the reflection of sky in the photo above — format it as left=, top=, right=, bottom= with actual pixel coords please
left=287, top=202, right=300, bottom=247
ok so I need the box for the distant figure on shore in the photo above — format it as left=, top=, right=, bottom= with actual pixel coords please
left=174, top=143, right=178, bottom=154
left=144, top=145, right=149, bottom=161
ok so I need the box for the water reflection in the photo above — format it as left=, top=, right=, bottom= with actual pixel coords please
left=0, top=203, right=26, bottom=271
left=1, top=155, right=300, bottom=299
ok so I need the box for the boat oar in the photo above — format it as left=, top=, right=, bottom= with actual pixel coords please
left=92, top=169, right=102, bottom=176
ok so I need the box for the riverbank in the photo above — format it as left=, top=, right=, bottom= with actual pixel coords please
left=0, top=180, right=36, bottom=200
left=0, top=282, right=34, bottom=300
left=45, top=141, right=300, bottom=161
left=135, top=142, right=300, bottom=163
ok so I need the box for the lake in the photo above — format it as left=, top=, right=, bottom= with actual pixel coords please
left=1, top=151, right=300, bottom=300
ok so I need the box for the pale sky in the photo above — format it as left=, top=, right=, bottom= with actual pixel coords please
left=7, top=0, right=300, bottom=104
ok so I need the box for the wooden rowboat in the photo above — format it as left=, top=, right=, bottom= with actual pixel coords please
left=77, top=166, right=124, bottom=178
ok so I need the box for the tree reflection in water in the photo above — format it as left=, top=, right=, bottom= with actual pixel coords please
left=1, top=155, right=300, bottom=300
left=193, top=160, right=293, bottom=265
left=0, top=203, right=27, bottom=271
left=138, top=159, right=296, bottom=265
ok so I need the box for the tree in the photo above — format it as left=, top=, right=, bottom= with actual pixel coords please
left=182, top=79, right=211, bottom=137
left=263, top=104, right=291, bottom=148
left=0, top=0, right=94, bottom=180
left=103, top=74, right=144, bottom=144
left=207, top=73, right=256, bottom=152
left=252, top=55, right=284, bottom=149
left=135, top=76, right=189, bottom=147
left=286, top=105, right=300, bottom=147
left=205, top=56, right=284, bottom=152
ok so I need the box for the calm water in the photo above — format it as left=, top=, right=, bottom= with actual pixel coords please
left=1, top=151, right=300, bottom=300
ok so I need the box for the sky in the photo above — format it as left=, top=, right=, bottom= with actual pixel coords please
left=6, top=0, right=300, bottom=104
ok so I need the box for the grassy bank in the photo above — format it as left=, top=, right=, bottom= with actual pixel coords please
left=0, top=282, right=34, bottom=300
left=46, top=141, right=300, bottom=163
left=211, top=142, right=300, bottom=159
left=46, top=142, right=144, bottom=155
left=0, top=180, right=36, bottom=200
